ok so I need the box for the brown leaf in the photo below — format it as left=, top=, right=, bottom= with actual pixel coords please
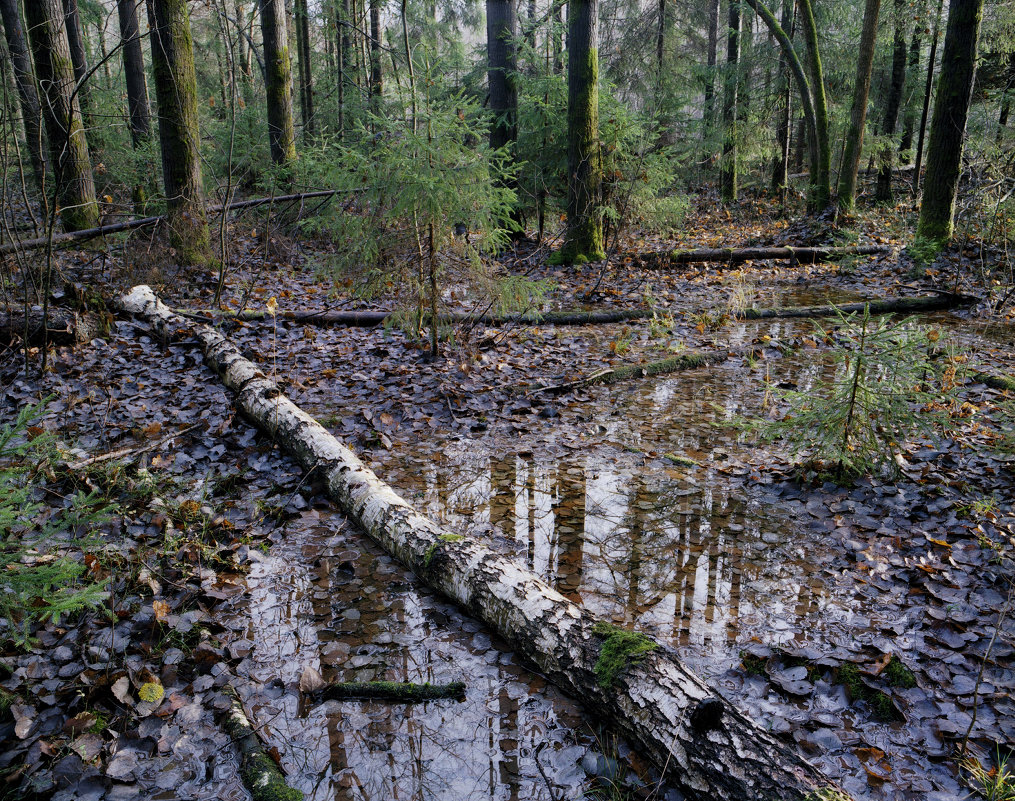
left=299, top=665, right=326, bottom=694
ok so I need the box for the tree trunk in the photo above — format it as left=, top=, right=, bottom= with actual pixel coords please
left=899, top=20, right=922, bottom=157
left=339, top=0, right=351, bottom=135
left=912, top=0, right=943, bottom=195
left=836, top=0, right=880, bottom=212
left=720, top=0, right=741, bottom=204
left=915, top=0, right=983, bottom=248
left=119, top=284, right=848, bottom=801
left=259, top=0, right=297, bottom=169
left=703, top=0, right=719, bottom=141
left=62, top=0, right=90, bottom=110
left=369, top=0, right=381, bottom=111
left=770, top=0, right=794, bottom=199
left=24, top=0, right=99, bottom=231
left=0, top=0, right=47, bottom=188
left=555, top=0, right=604, bottom=264
left=487, top=0, right=518, bottom=154
left=146, top=0, right=211, bottom=264
left=796, top=0, right=830, bottom=210
left=875, top=0, right=907, bottom=204
left=117, top=0, right=153, bottom=212
left=295, top=0, right=314, bottom=137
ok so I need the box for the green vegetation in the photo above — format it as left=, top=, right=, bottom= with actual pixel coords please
left=591, top=621, right=658, bottom=689
left=961, top=749, right=1015, bottom=801
left=836, top=663, right=899, bottom=721
left=424, top=533, right=465, bottom=567
left=885, top=655, right=917, bottom=689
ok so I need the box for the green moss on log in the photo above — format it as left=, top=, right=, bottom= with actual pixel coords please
left=317, top=681, right=466, bottom=702
left=223, top=689, right=302, bottom=801
left=975, top=372, right=1015, bottom=392
left=424, top=533, right=465, bottom=567
left=592, top=621, right=657, bottom=688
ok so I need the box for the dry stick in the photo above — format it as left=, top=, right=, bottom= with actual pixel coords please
left=119, top=285, right=847, bottom=801
left=222, top=687, right=302, bottom=801
left=61, top=424, right=201, bottom=472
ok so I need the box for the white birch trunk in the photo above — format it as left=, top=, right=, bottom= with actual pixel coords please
left=119, top=285, right=847, bottom=801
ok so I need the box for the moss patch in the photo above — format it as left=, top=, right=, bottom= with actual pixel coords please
left=592, top=621, right=657, bottom=689
left=424, top=533, right=465, bottom=567
left=885, top=655, right=916, bottom=689
left=836, top=663, right=900, bottom=721
left=740, top=651, right=768, bottom=676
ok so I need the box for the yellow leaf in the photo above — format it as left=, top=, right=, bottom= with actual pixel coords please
left=927, top=537, right=951, bottom=549
left=265, top=296, right=278, bottom=316
left=138, top=682, right=164, bottom=704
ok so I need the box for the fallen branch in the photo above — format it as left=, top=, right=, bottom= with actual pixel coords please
left=222, top=687, right=302, bottom=801
left=0, top=191, right=341, bottom=255
left=60, top=424, right=201, bottom=472
left=119, top=285, right=846, bottom=801
left=529, top=351, right=729, bottom=394
left=312, top=681, right=466, bottom=703
left=652, top=244, right=891, bottom=266
left=739, top=293, right=974, bottom=319
left=0, top=309, right=106, bottom=345
left=974, top=372, right=1015, bottom=392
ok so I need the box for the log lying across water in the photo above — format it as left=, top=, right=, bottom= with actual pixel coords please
left=119, top=285, right=846, bottom=801
left=654, top=244, right=891, bottom=266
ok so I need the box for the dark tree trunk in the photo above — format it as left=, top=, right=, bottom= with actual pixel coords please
left=912, top=0, right=943, bottom=194
left=339, top=0, right=351, bottom=134
left=117, top=0, right=153, bottom=211
left=797, top=0, right=830, bottom=210
left=770, top=0, right=794, bottom=199
left=369, top=0, right=381, bottom=110
left=899, top=20, right=922, bottom=156
left=25, top=0, right=99, bottom=231
left=259, top=0, right=297, bottom=168
left=875, top=0, right=908, bottom=203
left=146, top=0, right=211, bottom=264
left=0, top=0, right=47, bottom=187
left=62, top=0, right=90, bottom=109
left=487, top=0, right=517, bottom=153
left=836, top=0, right=880, bottom=212
left=916, top=0, right=984, bottom=246
left=703, top=0, right=719, bottom=140
left=656, top=0, right=666, bottom=77
left=556, top=0, right=604, bottom=264
left=295, top=0, right=314, bottom=137
left=719, top=0, right=741, bottom=203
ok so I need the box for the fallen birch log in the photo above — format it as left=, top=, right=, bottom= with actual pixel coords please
left=119, top=285, right=846, bottom=801
left=652, top=244, right=890, bottom=266
left=223, top=687, right=302, bottom=801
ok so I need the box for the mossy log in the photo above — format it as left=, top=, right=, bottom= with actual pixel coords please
left=530, top=350, right=729, bottom=393
left=120, top=285, right=849, bottom=801
left=653, top=244, right=890, bottom=266
left=974, top=372, right=1015, bottom=392
left=739, top=292, right=974, bottom=319
left=313, top=681, right=466, bottom=702
left=223, top=687, right=302, bottom=801
left=0, top=309, right=105, bottom=345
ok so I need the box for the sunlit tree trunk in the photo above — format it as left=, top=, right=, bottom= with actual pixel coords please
left=294, top=0, right=314, bottom=137
left=0, top=0, right=47, bottom=188
left=875, top=0, right=907, bottom=203
left=117, top=0, right=153, bottom=212
left=25, top=0, right=99, bottom=231
left=836, top=0, right=880, bottom=212
left=147, top=0, right=211, bottom=264
left=259, top=0, right=297, bottom=168
left=916, top=0, right=984, bottom=247
left=719, top=0, right=741, bottom=204
left=555, top=0, right=605, bottom=264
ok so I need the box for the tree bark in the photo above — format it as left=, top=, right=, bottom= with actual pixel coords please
left=294, top=0, right=314, bottom=137
left=24, top=0, right=99, bottom=231
left=117, top=0, right=153, bottom=211
left=703, top=0, right=719, bottom=140
left=770, top=0, right=794, bottom=200
left=369, top=0, right=381, bottom=111
left=487, top=0, right=518, bottom=154
left=147, top=0, right=211, bottom=265
left=912, top=0, right=943, bottom=195
left=556, top=0, right=604, bottom=264
left=120, top=284, right=848, bottom=801
left=720, top=0, right=740, bottom=204
left=664, top=244, right=889, bottom=265
left=62, top=0, right=91, bottom=110
left=0, top=0, right=47, bottom=188
left=223, top=688, right=302, bottom=801
left=915, top=0, right=983, bottom=247
left=836, top=0, right=880, bottom=212
left=875, top=0, right=907, bottom=204
left=796, top=0, right=830, bottom=210
left=259, top=0, right=297, bottom=169
left=0, top=308, right=105, bottom=345
left=899, top=18, right=922, bottom=157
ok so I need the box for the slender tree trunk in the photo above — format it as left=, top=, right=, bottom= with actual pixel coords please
left=259, top=0, right=297, bottom=168
left=770, top=0, right=794, bottom=199
left=25, top=0, right=99, bottom=231
left=913, top=0, right=943, bottom=194
left=117, top=0, right=153, bottom=212
left=875, top=0, right=907, bottom=203
left=146, top=0, right=211, bottom=264
left=0, top=0, right=47, bottom=188
left=656, top=0, right=666, bottom=77
left=552, top=3, right=563, bottom=74
left=703, top=0, right=719, bottom=141
left=339, top=0, right=350, bottom=134
left=235, top=1, right=249, bottom=77
left=487, top=0, right=518, bottom=154
left=63, top=0, right=90, bottom=110
left=295, top=0, right=314, bottom=137
left=796, top=0, right=830, bottom=210
left=719, top=0, right=740, bottom=204
left=556, top=0, right=604, bottom=264
left=899, top=19, right=922, bottom=157
left=836, top=0, right=880, bottom=212
left=369, top=0, right=381, bottom=112
left=915, top=0, right=984, bottom=247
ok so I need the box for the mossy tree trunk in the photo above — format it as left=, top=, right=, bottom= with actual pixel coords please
left=719, top=0, right=741, bottom=204
left=836, top=0, right=880, bottom=213
left=796, top=0, right=830, bottom=211
left=875, top=0, right=907, bottom=203
left=116, top=0, right=153, bottom=212
left=259, top=0, right=297, bottom=169
left=0, top=0, right=48, bottom=189
left=915, top=0, right=983, bottom=248
left=294, top=0, right=314, bottom=137
left=62, top=0, right=90, bottom=111
left=770, top=0, right=794, bottom=199
left=555, top=0, right=605, bottom=265
left=24, top=0, right=99, bottom=231
left=146, top=0, right=212, bottom=265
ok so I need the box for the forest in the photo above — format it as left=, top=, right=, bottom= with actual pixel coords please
left=0, top=0, right=1013, bottom=798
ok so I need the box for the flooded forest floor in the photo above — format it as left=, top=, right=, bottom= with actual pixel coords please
left=1, top=198, right=1014, bottom=801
